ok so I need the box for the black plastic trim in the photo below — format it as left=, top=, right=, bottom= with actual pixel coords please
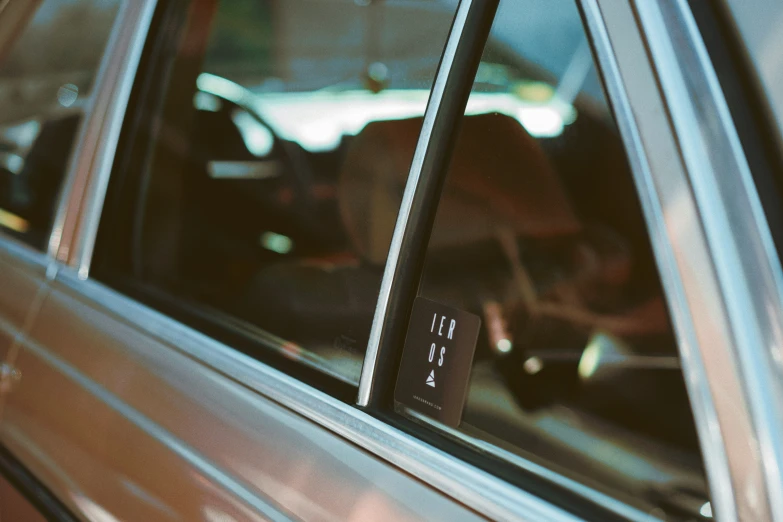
left=364, top=0, right=500, bottom=409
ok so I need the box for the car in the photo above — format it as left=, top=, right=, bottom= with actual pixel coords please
left=0, top=0, right=781, bottom=520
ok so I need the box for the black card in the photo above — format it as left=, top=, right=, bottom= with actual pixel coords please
left=394, top=297, right=481, bottom=427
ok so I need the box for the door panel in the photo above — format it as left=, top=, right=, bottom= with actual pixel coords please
left=3, top=270, right=483, bottom=521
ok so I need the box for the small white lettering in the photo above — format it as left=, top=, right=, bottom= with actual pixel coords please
left=413, top=395, right=442, bottom=410
left=438, top=316, right=446, bottom=336
left=448, top=319, right=456, bottom=340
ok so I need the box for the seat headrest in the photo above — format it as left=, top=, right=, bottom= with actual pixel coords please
left=338, top=112, right=581, bottom=264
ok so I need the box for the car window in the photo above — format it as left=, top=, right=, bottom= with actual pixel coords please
left=0, top=0, right=121, bottom=250
left=393, top=0, right=710, bottom=517
left=94, top=0, right=456, bottom=388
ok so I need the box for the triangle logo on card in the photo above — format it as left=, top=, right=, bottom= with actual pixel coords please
left=426, top=370, right=435, bottom=387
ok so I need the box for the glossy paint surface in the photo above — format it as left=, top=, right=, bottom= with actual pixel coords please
left=0, top=240, right=49, bottom=393
left=0, top=267, right=485, bottom=521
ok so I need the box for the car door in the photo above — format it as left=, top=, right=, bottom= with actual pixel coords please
left=4, top=0, right=783, bottom=522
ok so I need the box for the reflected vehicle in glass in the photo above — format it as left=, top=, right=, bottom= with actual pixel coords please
left=0, top=0, right=781, bottom=521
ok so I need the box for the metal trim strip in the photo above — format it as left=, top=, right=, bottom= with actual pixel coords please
left=53, top=0, right=159, bottom=277
left=0, top=236, right=50, bottom=273
left=636, top=0, right=783, bottom=518
left=47, top=0, right=132, bottom=261
left=580, top=0, right=737, bottom=520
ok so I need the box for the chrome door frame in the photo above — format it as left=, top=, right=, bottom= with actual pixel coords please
left=587, top=0, right=783, bottom=520
left=50, top=0, right=158, bottom=277
left=634, top=4, right=783, bottom=517
left=638, top=0, right=783, bottom=519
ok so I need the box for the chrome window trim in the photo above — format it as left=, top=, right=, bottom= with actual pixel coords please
left=0, top=2, right=129, bottom=260
left=587, top=0, right=783, bottom=518
left=55, top=266, right=578, bottom=522
left=357, top=0, right=475, bottom=406
left=401, top=407, right=656, bottom=521
left=635, top=0, right=783, bottom=519
left=582, top=0, right=737, bottom=520
left=0, top=235, right=51, bottom=273
left=53, top=0, right=159, bottom=277
left=47, top=0, right=135, bottom=261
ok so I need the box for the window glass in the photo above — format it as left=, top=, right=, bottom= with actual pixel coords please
left=395, top=0, right=709, bottom=517
left=0, top=0, right=121, bottom=249
left=95, top=0, right=455, bottom=387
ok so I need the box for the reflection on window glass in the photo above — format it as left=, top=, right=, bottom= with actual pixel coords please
left=0, top=0, right=121, bottom=249
left=97, top=0, right=455, bottom=385
left=397, top=0, right=709, bottom=517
